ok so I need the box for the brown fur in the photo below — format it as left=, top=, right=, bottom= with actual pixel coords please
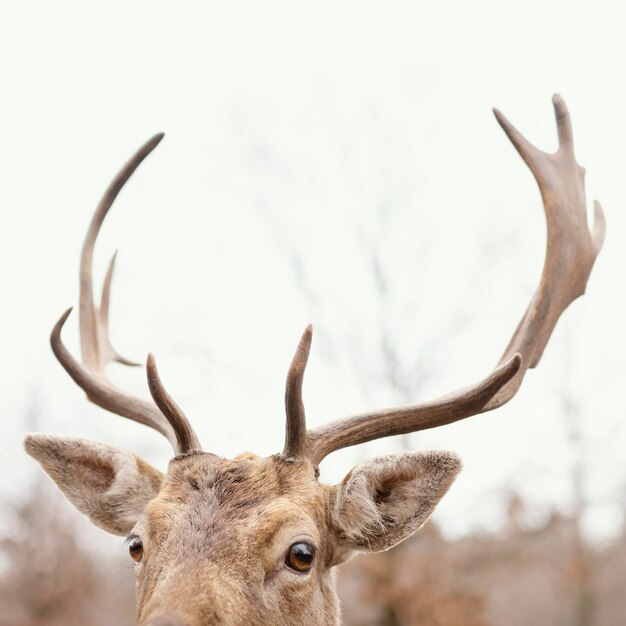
left=135, top=453, right=339, bottom=625
left=24, top=435, right=460, bottom=625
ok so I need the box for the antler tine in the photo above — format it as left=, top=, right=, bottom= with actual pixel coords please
left=80, top=133, right=164, bottom=372
left=492, top=107, right=542, bottom=171
left=282, top=325, right=313, bottom=459
left=301, top=95, right=603, bottom=466
left=552, top=93, right=574, bottom=153
left=99, top=251, right=141, bottom=366
left=591, top=199, right=606, bottom=253
left=52, top=133, right=187, bottom=451
left=146, top=354, right=202, bottom=454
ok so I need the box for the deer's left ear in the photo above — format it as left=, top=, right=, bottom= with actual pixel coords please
left=24, top=434, right=163, bottom=536
left=330, top=451, right=461, bottom=560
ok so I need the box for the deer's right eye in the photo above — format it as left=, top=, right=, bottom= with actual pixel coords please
left=128, top=536, right=144, bottom=563
left=286, top=541, right=316, bottom=573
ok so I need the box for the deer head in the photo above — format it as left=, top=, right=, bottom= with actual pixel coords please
left=25, top=95, right=604, bottom=626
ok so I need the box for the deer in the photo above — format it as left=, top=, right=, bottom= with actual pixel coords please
left=25, top=95, right=604, bottom=626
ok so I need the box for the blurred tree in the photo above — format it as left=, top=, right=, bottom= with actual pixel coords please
left=338, top=500, right=626, bottom=626
left=0, top=480, right=134, bottom=626
left=339, top=524, right=488, bottom=626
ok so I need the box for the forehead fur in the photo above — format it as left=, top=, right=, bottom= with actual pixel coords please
left=144, top=453, right=330, bottom=551
left=163, top=452, right=320, bottom=504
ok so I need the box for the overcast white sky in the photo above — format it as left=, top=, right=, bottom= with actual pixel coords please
left=1, top=1, right=625, bottom=548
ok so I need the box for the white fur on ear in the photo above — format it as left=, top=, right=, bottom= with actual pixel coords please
left=332, top=451, right=462, bottom=556
left=24, top=434, right=163, bottom=536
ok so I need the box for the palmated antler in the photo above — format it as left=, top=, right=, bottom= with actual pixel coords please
left=282, top=95, right=604, bottom=466
left=50, top=134, right=201, bottom=455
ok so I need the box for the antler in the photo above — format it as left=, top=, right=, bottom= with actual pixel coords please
left=50, top=97, right=602, bottom=466
left=283, top=325, right=312, bottom=459
left=282, top=95, right=604, bottom=466
left=50, top=134, right=201, bottom=455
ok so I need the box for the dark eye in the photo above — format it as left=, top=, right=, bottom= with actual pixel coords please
left=286, top=541, right=316, bottom=573
left=128, top=536, right=144, bottom=563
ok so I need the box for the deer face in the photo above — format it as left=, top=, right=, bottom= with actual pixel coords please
left=134, top=453, right=336, bottom=626
left=25, top=435, right=461, bottom=626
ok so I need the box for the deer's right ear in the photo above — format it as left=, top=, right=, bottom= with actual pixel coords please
left=329, top=451, right=461, bottom=563
left=24, top=434, right=163, bottom=536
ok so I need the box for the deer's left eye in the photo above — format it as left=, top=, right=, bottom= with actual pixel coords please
left=128, top=536, right=144, bottom=563
left=286, top=541, right=316, bottom=573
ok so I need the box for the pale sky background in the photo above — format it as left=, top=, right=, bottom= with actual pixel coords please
left=1, top=1, right=625, bottom=552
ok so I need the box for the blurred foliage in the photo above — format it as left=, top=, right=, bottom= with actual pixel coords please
left=338, top=496, right=626, bottom=626
left=0, top=482, right=134, bottom=626
left=0, top=485, right=624, bottom=625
